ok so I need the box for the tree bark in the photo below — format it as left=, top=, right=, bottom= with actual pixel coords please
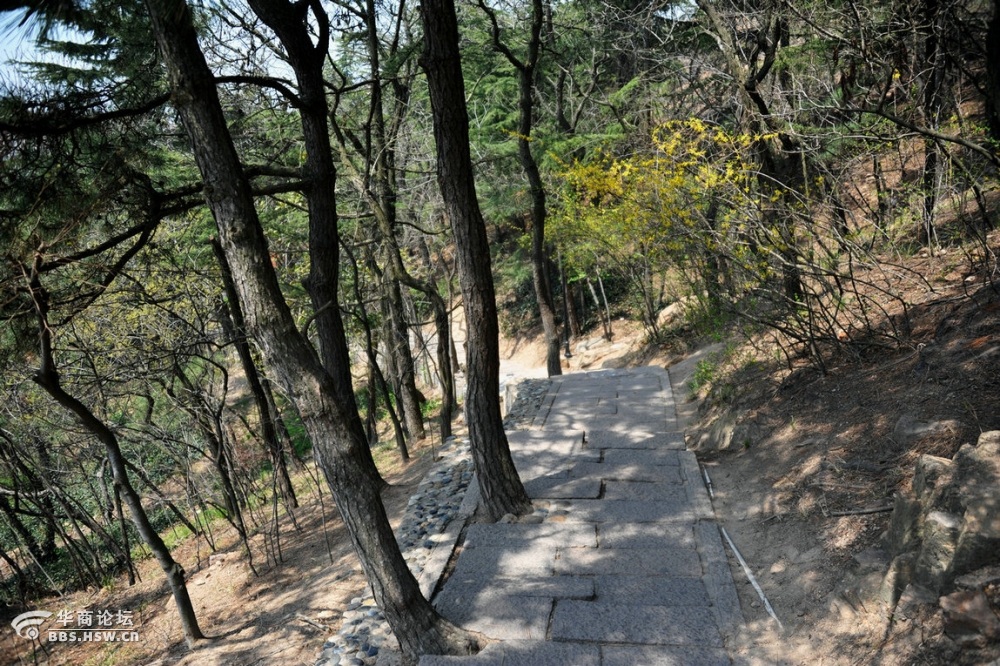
left=418, top=0, right=532, bottom=520
left=212, top=237, right=298, bottom=507
left=145, top=0, right=480, bottom=658
left=385, top=277, right=426, bottom=440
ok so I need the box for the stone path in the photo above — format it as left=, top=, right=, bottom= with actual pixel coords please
left=420, top=366, right=742, bottom=665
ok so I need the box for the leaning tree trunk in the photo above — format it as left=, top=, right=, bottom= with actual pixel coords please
left=212, top=237, right=298, bottom=507
left=419, top=0, right=532, bottom=519
left=146, top=0, right=481, bottom=658
left=356, top=0, right=442, bottom=441
left=28, top=266, right=205, bottom=647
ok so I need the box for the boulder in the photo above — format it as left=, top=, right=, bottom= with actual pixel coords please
left=939, top=588, right=1000, bottom=644
left=915, top=511, right=961, bottom=590
left=892, top=413, right=961, bottom=447
left=656, top=297, right=694, bottom=330
left=881, top=430, right=1000, bottom=607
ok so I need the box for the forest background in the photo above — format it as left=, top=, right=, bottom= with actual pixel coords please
left=0, top=0, right=999, bottom=663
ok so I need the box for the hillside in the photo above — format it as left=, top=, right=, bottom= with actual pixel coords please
left=3, top=240, right=999, bottom=666
left=676, top=244, right=1000, bottom=665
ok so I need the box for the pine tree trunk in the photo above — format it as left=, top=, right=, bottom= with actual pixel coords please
left=212, top=237, right=298, bottom=507
left=518, top=6, right=561, bottom=377
left=361, top=6, right=427, bottom=443
left=418, top=0, right=532, bottom=520
left=386, top=278, right=426, bottom=440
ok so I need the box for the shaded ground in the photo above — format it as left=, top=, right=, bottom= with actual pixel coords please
left=681, top=255, right=1000, bottom=665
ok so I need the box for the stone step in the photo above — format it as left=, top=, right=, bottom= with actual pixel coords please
left=550, top=600, right=724, bottom=647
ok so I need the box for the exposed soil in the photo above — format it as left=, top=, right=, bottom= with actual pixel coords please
left=682, top=248, right=1000, bottom=665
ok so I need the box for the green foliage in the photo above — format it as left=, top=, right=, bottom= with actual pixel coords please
left=493, top=243, right=539, bottom=335
left=280, top=406, right=313, bottom=460
left=421, top=397, right=442, bottom=419
left=689, top=358, right=717, bottom=394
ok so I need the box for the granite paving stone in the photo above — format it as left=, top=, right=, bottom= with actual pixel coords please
left=696, top=522, right=744, bottom=639
left=505, top=429, right=583, bottom=448
left=594, top=575, right=712, bottom=606
left=601, top=645, right=733, bottom=666
left=434, top=574, right=594, bottom=601
left=603, top=479, right=689, bottom=501
left=550, top=600, right=725, bottom=646
left=462, top=523, right=597, bottom=549
left=554, top=545, right=703, bottom=577
left=601, top=448, right=684, bottom=467
left=546, top=499, right=702, bottom=523
left=523, top=476, right=602, bottom=498
left=402, top=367, right=741, bottom=666
left=596, top=522, right=697, bottom=549
left=420, top=641, right=601, bottom=666
left=446, top=542, right=556, bottom=578
left=585, top=429, right=685, bottom=450
left=567, top=461, right=684, bottom=483
left=433, top=596, right=552, bottom=640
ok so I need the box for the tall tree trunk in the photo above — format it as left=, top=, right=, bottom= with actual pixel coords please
left=419, top=0, right=532, bottom=520
left=480, top=0, right=561, bottom=377
left=337, top=0, right=444, bottom=442
left=145, top=1, right=480, bottom=658
left=385, top=278, right=426, bottom=440
left=330, top=0, right=457, bottom=442
left=367, top=34, right=425, bottom=441
left=354, top=249, right=409, bottom=461
left=212, top=238, right=298, bottom=507
left=244, top=0, right=384, bottom=490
